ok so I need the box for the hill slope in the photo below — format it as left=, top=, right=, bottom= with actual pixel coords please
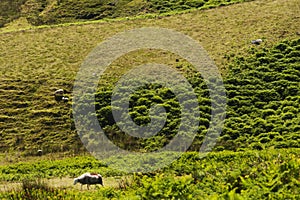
left=0, top=0, right=253, bottom=27
left=0, top=0, right=299, bottom=155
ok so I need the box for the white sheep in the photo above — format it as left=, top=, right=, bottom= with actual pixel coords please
left=251, top=39, right=263, bottom=45
left=62, top=96, right=69, bottom=102
left=37, top=149, right=43, bottom=156
left=54, top=89, right=64, bottom=95
left=73, top=172, right=103, bottom=190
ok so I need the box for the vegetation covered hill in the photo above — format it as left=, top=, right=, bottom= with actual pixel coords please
left=91, top=37, right=300, bottom=152
left=0, top=0, right=299, bottom=155
left=0, top=0, right=253, bottom=27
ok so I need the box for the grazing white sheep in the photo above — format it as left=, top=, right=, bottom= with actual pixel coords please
left=37, top=149, right=43, bottom=156
left=54, top=89, right=64, bottom=95
left=74, top=172, right=103, bottom=190
left=251, top=39, right=263, bottom=45
left=62, top=96, right=69, bottom=102
left=54, top=89, right=66, bottom=101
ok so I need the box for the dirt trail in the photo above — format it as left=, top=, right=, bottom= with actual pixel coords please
left=0, top=176, right=123, bottom=192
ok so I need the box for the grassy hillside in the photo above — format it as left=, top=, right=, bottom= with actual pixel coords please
left=0, top=0, right=253, bottom=27
left=0, top=0, right=299, bottom=155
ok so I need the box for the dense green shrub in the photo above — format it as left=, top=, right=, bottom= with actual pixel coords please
left=221, top=38, right=300, bottom=150
left=136, top=174, right=195, bottom=200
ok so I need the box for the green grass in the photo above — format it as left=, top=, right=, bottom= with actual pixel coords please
left=1, top=0, right=299, bottom=154
left=0, top=156, right=123, bottom=182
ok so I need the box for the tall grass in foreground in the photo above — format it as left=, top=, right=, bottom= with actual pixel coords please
left=1, top=179, right=72, bottom=200
left=0, top=149, right=299, bottom=199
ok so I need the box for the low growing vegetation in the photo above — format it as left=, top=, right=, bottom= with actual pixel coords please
left=0, top=149, right=299, bottom=199
left=80, top=38, right=300, bottom=152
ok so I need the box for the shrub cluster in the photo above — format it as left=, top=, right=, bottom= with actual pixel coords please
left=88, top=38, right=300, bottom=152
left=221, top=38, right=300, bottom=150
